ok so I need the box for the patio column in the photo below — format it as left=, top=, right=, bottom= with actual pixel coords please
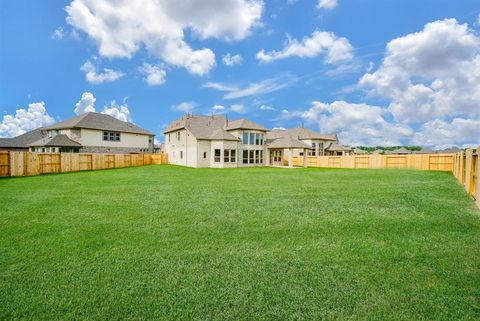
left=266, top=149, right=270, bottom=166
left=303, top=148, right=307, bottom=168
left=288, top=148, right=293, bottom=168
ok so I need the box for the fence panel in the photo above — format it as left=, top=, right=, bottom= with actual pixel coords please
left=354, top=156, right=370, bottom=169
left=386, top=156, right=407, bottom=169
left=1, top=152, right=166, bottom=178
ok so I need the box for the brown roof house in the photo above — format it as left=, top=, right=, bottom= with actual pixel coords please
left=1, top=112, right=154, bottom=153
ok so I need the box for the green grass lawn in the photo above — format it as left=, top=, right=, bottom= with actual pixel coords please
left=0, top=165, right=479, bottom=320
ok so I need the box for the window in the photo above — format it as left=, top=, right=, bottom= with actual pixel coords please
left=177, top=131, right=181, bottom=141
left=243, top=132, right=249, bottom=144
left=243, top=150, right=248, bottom=164
left=249, top=133, right=255, bottom=145
left=259, top=150, right=263, bottom=164
left=230, top=149, right=236, bottom=163
left=224, top=149, right=230, bottom=163
left=203, top=152, right=207, bottom=159
left=260, top=134, right=264, bottom=145
left=249, top=150, right=254, bottom=164
left=311, top=142, right=316, bottom=156
left=180, top=151, right=183, bottom=159
left=255, top=133, right=260, bottom=145
left=319, top=142, right=324, bottom=156
left=103, top=131, right=120, bottom=142
left=255, top=150, right=260, bottom=163
left=214, top=149, right=221, bottom=163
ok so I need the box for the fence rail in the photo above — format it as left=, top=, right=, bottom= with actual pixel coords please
left=0, top=152, right=167, bottom=177
left=452, top=148, right=479, bottom=207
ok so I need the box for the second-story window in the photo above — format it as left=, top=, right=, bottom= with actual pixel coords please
left=243, top=132, right=248, bottom=144
left=311, top=142, right=316, bottom=156
left=103, top=131, right=120, bottom=142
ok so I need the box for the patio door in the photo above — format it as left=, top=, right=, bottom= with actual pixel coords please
left=270, top=150, right=283, bottom=166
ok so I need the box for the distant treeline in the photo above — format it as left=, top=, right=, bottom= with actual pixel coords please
left=355, top=146, right=423, bottom=152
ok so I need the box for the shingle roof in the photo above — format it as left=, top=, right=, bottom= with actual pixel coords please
left=353, top=148, right=367, bottom=154
left=0, top=128, right=45, bottom=148
left=325, top=142, right=352, bottom=152
left=29, top=134, right=82, bottom=147
left=164, top=115, right=244, bottom=141
left=225, top=118, right=267, bottom=131
left=390, top=147, right=411, bottom=154
left=43, top=112, right=153, bottom=135
left=413, top=147, right=434, bottom=154
left=288, top=127, right=337, bottom=141
left=266, top=135, right=311, bottom=149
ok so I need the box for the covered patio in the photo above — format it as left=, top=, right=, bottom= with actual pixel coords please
left=266, top=135, right=310, bottom=168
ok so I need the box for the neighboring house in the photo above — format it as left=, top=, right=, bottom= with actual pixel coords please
left=286, top=127, right=338, bottom=156
left=164, top=114, right=339, bottom=168
left=372, top=149, right=384, bottom=154
left=0, top=128, right=46, bottom=151
left=413, top=147, right=434, bottom=154
left=1, top=112, right=154, bottom=153
left=324, top=142, right=352, bottom=156
left=388, top=147, right=411, bottom=155
left=353, top=148, right=367, bottom=155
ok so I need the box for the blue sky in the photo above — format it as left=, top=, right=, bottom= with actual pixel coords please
left=1, top=0, right=480, bottom=148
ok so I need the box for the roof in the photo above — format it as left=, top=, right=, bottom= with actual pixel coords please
left=440, top=146, right=462, bottom=153
left=266, top=135, right=311, bottom=149
left=288, top=127, right=337, bottom=141
left=29, top=134, right=82, bottom=147
left=43, top=112, right=153, bottom=135
left=225, top=118, right=267, bottom=131
left=372, top=149, right=384, bottom=154
left=208, top=129, right=239, bottom=141
left=353, top=148, right=367, bottom=154
left=0, top=128, right=45, bottom=148
left=325, top=142, right=352, bottom=152
left=164, top=115, right=242, bottom=141
left=413, top=147, right=434, bottom=154
left=390, top=147, right=411, bottom=154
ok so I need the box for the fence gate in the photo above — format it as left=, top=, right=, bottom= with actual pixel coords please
left=104, top=155, right=115, bottom=169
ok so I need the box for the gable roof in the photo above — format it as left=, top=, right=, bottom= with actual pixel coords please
left=43, top=112, right=153, bottom=135
left=208, top=129, right=239, bottom=141
left=225, top=118, right=267, bottom=131
left=325, top=142, right=352, bottom=152
left=0, top=128, right=45, bottom=148
left=29, top=134, right=82, bottom=147
left=267, top=135, right=311, bottom=149
left=389, top=147, right=411, bottom=154
left=288, top=127, right=337, bottom=141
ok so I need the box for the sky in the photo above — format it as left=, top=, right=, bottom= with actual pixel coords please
left=1, top=0, right=480, bottom=148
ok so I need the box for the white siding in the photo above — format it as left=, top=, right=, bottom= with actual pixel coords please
left=165, top=129, right=197, bottom=167
left=78, top=129, right=150, bottom=148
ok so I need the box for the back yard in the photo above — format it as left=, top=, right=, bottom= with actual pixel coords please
left=0, top=165, right=479, bottom=320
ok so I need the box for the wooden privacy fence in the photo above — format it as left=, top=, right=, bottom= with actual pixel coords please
left=0, top=152, right=168, bottom=177
left=292, top=153, right=455, bottom=171
left=452, top=148, right=479, bottom=207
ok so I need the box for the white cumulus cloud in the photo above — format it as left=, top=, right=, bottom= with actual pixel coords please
left=172, top=101, right=198, bottom=113
left=317, top=0, right=338, bottom=10
left=102, top=101, right=132, bottom=122
left=222, top=53, right=244, bottom=66
left=212, top=104, right=226, bottom=113
left=74, top=92, right=96, bottom=115
left=139, top=63, right=166, bottom=86
left=81, top=60, right=124, bottom=85
left=230, top=104, right=246, bottom=113
left=256, top=29, right=353, bottom=64
left=0, top=102, right=55, bottom=138
left=66, top=0, right=263, bottom=75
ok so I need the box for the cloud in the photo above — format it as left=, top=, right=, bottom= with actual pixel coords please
left=360, top=19, right=480, bottom=123
left=230, top=104, right=246, bottom=113
left=74, top=92, right=96, bottom=115
left=102, top=101, right=132, bottom=122
left=301, top=101, right=413, bottom=146
left=51, top=27, right=64, bottom=39
left=256, top=29, right=353, bottom=64
left=81, top=60, right=124, bottom=85
left=413, top=118, right=480, bottom=149
left=139, top=63, right=166, bottom=86
left=317, top=0, right=338, bottom=10
left=204, top=76, right=297, bottom=99
left=66, top=0, right=263, bottom=76
left=222, top=53, right=244, bottom=66
left=0, top=102, right=55, bottom=138
left=259, top=104, right=275, bottom=111
left=172, top=101, right=198, bottom=113
left=212, top=104, right=226, bottom=113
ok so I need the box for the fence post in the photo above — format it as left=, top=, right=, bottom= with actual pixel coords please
left=464, top=149, right=472, bottom=193
left=475, top=146, right=480, bottom=207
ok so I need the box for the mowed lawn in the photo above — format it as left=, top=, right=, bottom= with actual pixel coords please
left=1, top=166, right=479, bottom=320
